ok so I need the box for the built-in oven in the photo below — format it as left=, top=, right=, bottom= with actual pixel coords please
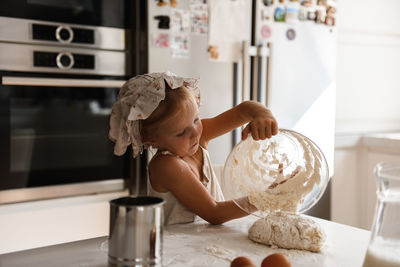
left=0, top=0, right=149, bottom=204
left=0, top=0, right=129, bottom=28
left=0, top=72, right=130, bottom=204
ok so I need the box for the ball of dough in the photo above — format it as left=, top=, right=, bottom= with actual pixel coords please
left=248, top=214, right=325, bottom=252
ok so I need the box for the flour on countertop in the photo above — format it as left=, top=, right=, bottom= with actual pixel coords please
left=204, top=244, right=235, bottom=262
left=248, top=213, right=326, bottom=252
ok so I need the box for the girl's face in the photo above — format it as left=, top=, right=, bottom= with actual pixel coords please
left=153, top=98, right=202, bottom=157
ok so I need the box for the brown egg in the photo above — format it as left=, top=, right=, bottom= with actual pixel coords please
left=261, top=253, right=291, bottom=267
left=230, top=256, right=256, bottom=267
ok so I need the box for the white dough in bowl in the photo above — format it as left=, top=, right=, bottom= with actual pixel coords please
left=248, top=213, right=325, bottom=252
left=222, top=129, right=329, bottom=216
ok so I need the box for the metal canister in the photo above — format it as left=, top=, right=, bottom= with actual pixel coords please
left=108, top=196, right=164, bottom=266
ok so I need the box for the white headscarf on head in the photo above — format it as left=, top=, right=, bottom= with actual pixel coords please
left=109, top=71, right=200, bottom=158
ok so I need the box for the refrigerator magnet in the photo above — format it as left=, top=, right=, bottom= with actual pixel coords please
left=156, top=0, right=168, bottom=7
left=190, top=3, right=208, bottom=34
left=306, top=5, right=317, bottom=21
left=170, top=0, right=178, bottom=8
left=286, top=0, right=300, bottom=24
left=170, top=9, right=191, bottom=33
left=261, top=25, right=272, bottom=39
left=152, top=33, right=170, bottom=48
left=154, top=15, right=170, bottom=29
left=315, top=5, right=326, bottom=23
left=324, top=6, right=336, bottom=26
left=274, top=3, right=286, bottom=22
left=286, top=7, right=299, bottom=24
left=262, top=7, right=274, bottom=20
left=286, top=28, right=296, bottom=40
left=298, top=5, right=308, bottom=20
left=207, top=45, right=219, bottom=60
left=263, top=0, right=274, bottom=6
left=170, top=34, right=190, bottom=58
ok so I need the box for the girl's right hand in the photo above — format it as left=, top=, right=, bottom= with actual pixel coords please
left=240, top=101, right=278, bottom=141
left=241, top=116, right=278, bottom=141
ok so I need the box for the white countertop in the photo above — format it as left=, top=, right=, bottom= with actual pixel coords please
left=163, top=216, right=371, bottom=267
left=0, top=215, right=371, bottom=267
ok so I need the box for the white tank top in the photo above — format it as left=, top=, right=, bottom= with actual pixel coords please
left=147, top=146, right=225, bottom=225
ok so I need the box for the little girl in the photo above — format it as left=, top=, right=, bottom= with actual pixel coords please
left=109, top=72, right=278, bottom=225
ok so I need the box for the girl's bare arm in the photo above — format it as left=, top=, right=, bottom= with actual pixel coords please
left=149, top=155, right=250, bottom=225
left=200, top=100, right=278, bottom=146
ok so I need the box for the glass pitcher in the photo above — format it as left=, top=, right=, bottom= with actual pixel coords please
left=362, top=162, right=400, bottom=267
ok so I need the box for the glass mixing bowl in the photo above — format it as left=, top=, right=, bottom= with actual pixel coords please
left=221, top=129, right=329, bottom=217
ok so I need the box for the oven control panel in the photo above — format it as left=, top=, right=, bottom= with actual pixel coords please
left=34, top=51, right=95, bottom=70
left=0, top=16, right=125, bottom=51
left=32, top=24, right=95, bottom=44
left=0, top=17, right=126, bottom=75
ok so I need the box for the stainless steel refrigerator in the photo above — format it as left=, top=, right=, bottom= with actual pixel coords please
left=148, top=0, right=236, bottom=165
left=147, top=0, right=336, bottom=219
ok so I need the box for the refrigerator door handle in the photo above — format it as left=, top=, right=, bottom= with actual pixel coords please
left=233, top=40, right=259, bottom=146
left=233, top=61, right=243, bottom=146
left=246, top=43, right=270, bottom=106
left=242, top=40, right=256, bottom=102
left=257, top=44, right=270, bottom=106
left=234, top=42, right=270, bottom=146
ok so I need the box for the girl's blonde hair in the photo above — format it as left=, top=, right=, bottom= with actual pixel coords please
left=140, top=85, right=197, bottom=142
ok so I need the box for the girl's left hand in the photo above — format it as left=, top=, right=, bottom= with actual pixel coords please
left=241, top=115, right=278, bottom=140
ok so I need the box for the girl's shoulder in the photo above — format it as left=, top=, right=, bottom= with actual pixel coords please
left=148, top=153, right=190, bottom=190
left=149, top=152, right=182, bottom=171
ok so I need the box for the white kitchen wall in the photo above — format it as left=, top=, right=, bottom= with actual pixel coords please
left=332, top=135, right=400, bottom=230
left=332, top=0, right=400, bottom=229
left=336, top=0, right=400, bottom=134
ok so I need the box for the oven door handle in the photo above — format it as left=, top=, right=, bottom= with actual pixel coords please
left=1, top=76, right=126, bottom=88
